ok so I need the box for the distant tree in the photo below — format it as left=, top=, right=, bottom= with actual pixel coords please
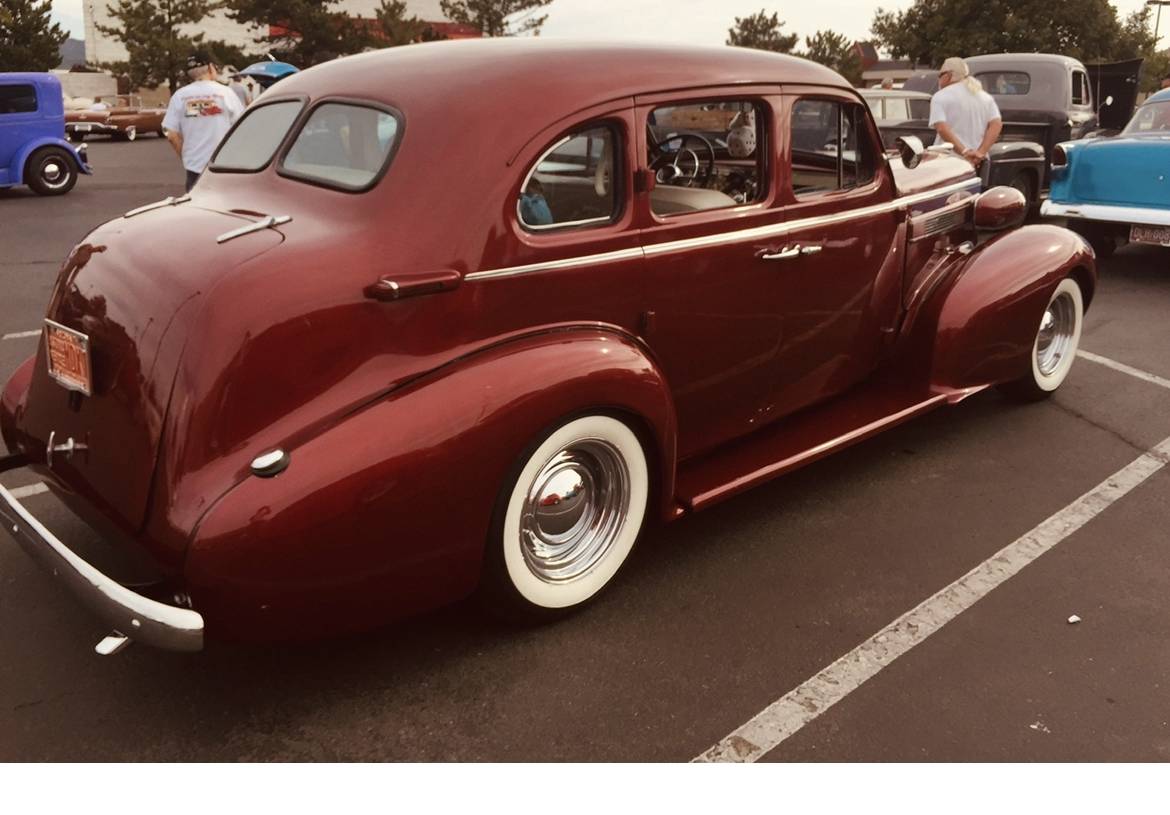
left=871, top=0, right=1127, bottom=66
left=226, top=0, right=372, bottom=66
left=801, top=30, right=862, bottom=85
left=202, top=38, right=265, bottom=71
left=376, top=0, right=430, bottom=46
left=0, top=0, right=69, bottom=72
left=439, top=0, right=553, bottom=37
left=726, top=9, right=798, bottom=53
left=97, top=0, right=214, bottom=91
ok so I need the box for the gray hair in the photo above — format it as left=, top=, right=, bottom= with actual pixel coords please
left=187, top=63, right=212, bottom=82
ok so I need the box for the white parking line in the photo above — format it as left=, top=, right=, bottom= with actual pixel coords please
left=1077, top=350, right=1170, bottom=391
left=697, top=353, right=1170, bottom=762
left=1, top=330, right=39, bottom=340
left=9, top=483, right=48, bottom=500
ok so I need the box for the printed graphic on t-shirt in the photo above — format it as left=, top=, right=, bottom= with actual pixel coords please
left=185, top=97, right=225, bottom=118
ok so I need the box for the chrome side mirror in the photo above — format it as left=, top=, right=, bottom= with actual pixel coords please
left=895, top=134, right=925, bottom=169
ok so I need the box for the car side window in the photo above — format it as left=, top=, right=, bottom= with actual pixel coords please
left=1071, top=71, right=1090, bottom=107
left=0, top=85, right=37, bottom=115
left=518, top=124, right=619, bottom=230
left=647, top=100, right=765, bottom=216
left=790, top=99, right=876, bottom=196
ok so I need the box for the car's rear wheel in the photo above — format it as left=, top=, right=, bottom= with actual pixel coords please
left=481, top=414, right=650, bottom=621
left=116, top=126, right=137, bottom=142
left=999, top=277, right=1084, bottom=401
left=25, top=147, right=78, bottom=196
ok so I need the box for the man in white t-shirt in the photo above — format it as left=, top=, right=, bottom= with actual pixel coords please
left=928, top=56, right=1002, bottom=185
left=162, top=51, right=245, bottom=192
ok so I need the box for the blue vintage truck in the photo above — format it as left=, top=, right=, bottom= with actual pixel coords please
left=0, top=72, right=90, bottom=195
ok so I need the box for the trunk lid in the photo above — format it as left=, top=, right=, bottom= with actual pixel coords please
left=19, top=203, right=284, bottom=535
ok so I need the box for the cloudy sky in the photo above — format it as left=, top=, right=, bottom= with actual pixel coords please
left=50, top=0, right=1160, bottom=50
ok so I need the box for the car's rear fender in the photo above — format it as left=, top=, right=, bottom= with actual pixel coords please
left=182, top=327, right=677, bottom=641
left=923, top=224, right=1096, bottom=392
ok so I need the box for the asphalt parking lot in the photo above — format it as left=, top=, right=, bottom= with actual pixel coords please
left=1, top=139, right=1169, bottom=761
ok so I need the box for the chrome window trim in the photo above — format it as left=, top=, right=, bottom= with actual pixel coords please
left=517, top=128, right=619, bottom=232
left=466, top=178, right=981, bottom=282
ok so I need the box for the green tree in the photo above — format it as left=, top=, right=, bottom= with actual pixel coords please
left=871, top=0, right=1128, bottom=66
left=439, top=0, right=553, bottom=36
left=0, top=0, right=68, bottom=72
left=225, top=0, right=372, bottom=66
left=800, top=29, right=862, bottom=85
left=97, top=0, right=214, bottom=91
left=375, top=0, right=430, bottom=46
left=726, top=9, right=798, bottom=53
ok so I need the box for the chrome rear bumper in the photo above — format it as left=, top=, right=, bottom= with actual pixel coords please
left=0, top=479, right=204, bottom=653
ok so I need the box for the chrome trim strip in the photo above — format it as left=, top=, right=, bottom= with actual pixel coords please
left=0, top=484, right=204, bottom=652
left=908, top=196, right=974, bottom=242
left=216, top=214, right=293, bottom=244
left=465, top=246, right=644, bottom=281
left=124, top=195, right=190, bottom=218
left=467, top=179, right=981, bottom=281
left=1041, top=200, right=1170, bottom=227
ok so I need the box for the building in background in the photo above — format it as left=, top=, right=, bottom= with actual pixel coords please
left=851, top=41, right=928, bottom=89
left=82, top=0, right=458, bottom=66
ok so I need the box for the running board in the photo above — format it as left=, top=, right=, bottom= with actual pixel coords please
left=675, top=382, right=987, bottom=513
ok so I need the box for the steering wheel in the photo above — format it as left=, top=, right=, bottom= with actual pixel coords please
left=650, top=133, right=716, bottom=187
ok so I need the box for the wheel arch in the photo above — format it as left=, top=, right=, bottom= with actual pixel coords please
left=16, top=137, right=81, bottom=184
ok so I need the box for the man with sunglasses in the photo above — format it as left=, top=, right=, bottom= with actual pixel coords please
left=929, top=56, right=1002, bottom=186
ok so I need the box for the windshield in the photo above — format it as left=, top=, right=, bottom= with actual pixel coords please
left=1123, top=100, right=1170, bottom=135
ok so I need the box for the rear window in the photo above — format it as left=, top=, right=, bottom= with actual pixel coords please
left=281, top=103, right=400, bottom=191
left=211, top=100, right=304, bottom=171
left=977, top=72, right=1031, bottom=95
left=0, top=84, right=37, bottom=114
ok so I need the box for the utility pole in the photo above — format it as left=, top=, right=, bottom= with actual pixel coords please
left=1148, top=0, right=1170, bottom=49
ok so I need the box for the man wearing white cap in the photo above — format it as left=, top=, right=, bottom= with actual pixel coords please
left=929, top=56, right=1002, bottom=185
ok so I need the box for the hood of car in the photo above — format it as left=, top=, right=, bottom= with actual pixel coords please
left=1064, top=135, right=1170, bottom=210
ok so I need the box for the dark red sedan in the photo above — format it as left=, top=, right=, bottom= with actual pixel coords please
left=0, top=41, right=1094, bottom=654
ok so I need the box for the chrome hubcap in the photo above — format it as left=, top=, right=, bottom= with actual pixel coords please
left=520, top=438, right=630, bottom=583
left=1036, top=291, right=1076, bottom=376
left=42, top=162, right=65, bottom=185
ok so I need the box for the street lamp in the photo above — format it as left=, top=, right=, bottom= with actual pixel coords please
left=1148, top=0, right=1170, bottom=49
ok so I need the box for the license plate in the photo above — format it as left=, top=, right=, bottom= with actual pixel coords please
left=43, top=319, right=92, bottom=396
left=1129, top=225, right=1170, bottom=246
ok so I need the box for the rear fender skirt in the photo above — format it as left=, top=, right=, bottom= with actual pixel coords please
left=182, top=328, right=677, bottom=641
left=924, top=225, right=1096, bottom=391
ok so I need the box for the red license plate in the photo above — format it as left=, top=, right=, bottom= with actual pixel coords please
left=1129, top=225, right=1170, bottom=246
left=43, top=319, right=92, bottom=395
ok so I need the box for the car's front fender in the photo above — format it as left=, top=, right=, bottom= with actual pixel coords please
left=927, top=224, right=1096, bottom=392
left=182, top=327, right=677, bottom=641
left=13, top=136, right=90, bottom=182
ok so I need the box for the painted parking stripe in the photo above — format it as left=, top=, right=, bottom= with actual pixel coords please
left=9, top=483, right=48, bottom=500
left=695, top=433, right=1170, bottom=762
left=1077, top=350, right=1170, bottom=392
left=1, top=330, right=39, bottom=340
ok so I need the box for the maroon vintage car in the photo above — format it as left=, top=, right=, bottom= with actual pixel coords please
left=65, top=94, right=166, bottom=142
left=0, top=41, right=1095, bottom=654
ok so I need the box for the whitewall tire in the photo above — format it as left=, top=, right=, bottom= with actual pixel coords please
left=1002, top=277, right=1084, bottom=400
left=484, top=414, right=650, bottom=619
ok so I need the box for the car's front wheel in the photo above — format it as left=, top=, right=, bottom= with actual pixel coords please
left=481, top=413, right=650, bottom=621
left=24, top=147, right=78, bottom=196
left=1000, top=277, right=1084, bottom=401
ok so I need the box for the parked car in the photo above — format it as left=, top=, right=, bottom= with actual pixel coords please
left=66, top=94, right=166, bottom=142
left=0, top=72, right=90, bottom=196
left=1041, top=87, right=1170, bottom=256
left=0, top=42, right=1096, bottom=654
left=904, top=53, right=1141, bottom=201
left=860, top=87, right=1045, bottom=205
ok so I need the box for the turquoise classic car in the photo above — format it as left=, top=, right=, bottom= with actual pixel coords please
left=1042, top=88, right=1170, bottom=256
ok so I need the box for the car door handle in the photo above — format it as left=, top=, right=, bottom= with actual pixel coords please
left=759, top=244, right=823, bottom=261
left=365, top=269, right=461, bottom=302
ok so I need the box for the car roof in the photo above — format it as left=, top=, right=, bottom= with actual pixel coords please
left=1146, top=88, right=1170, bottom=104
left=275, top=39, right=848, bottom=120
left=859, top=88, right=931, bottom=100
left=967, top=53, right=1086, bottom=69
left=0, top=72, right=61, bottom=87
